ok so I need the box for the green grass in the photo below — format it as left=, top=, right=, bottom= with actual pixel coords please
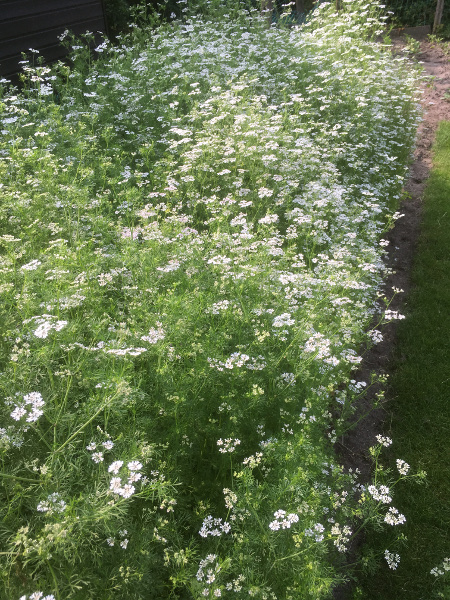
left=357, top=122, right=450, bottom=599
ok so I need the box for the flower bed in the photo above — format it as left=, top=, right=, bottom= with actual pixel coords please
left=0, top=1, right=420, bottom=598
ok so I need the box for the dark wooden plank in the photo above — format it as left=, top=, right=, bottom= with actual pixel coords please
left=0, top=17, right=106, bottom=77
left=1, top=0, right=97, bottom=21
left=0, top=4, right=104, bottom=39
left=0, top=18, right=106, bottom=56
left=0, top=45, right=68, bottom=79
left=0, top=0, right=106, bottom=79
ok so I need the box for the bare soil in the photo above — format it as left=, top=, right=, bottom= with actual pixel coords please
left=333, top=34, right=450, bottom=597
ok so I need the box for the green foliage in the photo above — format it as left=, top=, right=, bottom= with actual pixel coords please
left=402, top=34, right=421, bottom=56
left=383, top=0, right=450, bottom=29
left=104, top=0, right=133, bottom=37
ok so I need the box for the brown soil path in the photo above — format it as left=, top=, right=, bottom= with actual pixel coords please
left=337, top=35, right=450, bottom=478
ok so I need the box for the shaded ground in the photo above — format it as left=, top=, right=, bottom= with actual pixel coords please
left=333, top=31, right=450, bottom=598
left=338, top=33, right=450, bottom=478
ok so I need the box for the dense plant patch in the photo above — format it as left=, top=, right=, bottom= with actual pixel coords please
left=0, top=1, right=421, bottom=598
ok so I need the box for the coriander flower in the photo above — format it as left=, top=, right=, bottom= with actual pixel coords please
left=127, top=460, right=142, bottom=471
left=384, top=549, right=400, bottom=570
left=376, top=435, right=392, bottom=447
left=92, top=452, right=104, bottom=463
left=217, top=438, right=240, bottom=453
left=37, top=493, right=67, bottom=514
left=199, top=515, right=231, bottom=538
left=384, top=507, right=406, bottom=526
left=11, top=391, right=45, bottom=423
left=430, top=557, right=450, bottom=576
left=396, top=459, right=410, bottom=475
left=304, top=522, right=325, bottom=542
left=269, top=510, right=299, bottom=531
left=119, top=484, right=135, bottom=499
left=10, top=406, right=27, bottom=421
left=108, top=460, right=123, bottom=474
left=109, top=477, right=122, bottom=493
left=368, top=485, right=392, bottom=504
left=21, top=260, right=42, bottom=271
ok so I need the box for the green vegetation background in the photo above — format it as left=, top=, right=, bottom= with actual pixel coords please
left=102, top=0, right=450, bottom=38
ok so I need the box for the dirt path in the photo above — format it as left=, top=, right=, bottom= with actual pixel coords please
left=333, top=35, right=450, bottom=599
left=337, top=35, right=450, bottom=477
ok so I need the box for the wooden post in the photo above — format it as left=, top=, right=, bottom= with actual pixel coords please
left=433, top=0, right=445, bottom=34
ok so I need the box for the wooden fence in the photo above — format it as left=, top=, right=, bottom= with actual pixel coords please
left=0, top=0, right=106, bottom=79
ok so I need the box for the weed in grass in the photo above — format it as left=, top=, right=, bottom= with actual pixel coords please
left=403, top=34, right=421, bottom=56
left=427, top=33, right=444, bottom=46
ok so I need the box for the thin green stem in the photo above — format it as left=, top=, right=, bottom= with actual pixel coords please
left=0, top=472, right=40, bottom=484
left=53, top=393, right=117, bottom=454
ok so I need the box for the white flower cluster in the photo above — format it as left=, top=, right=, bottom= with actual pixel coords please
left=384, top=507, right=406, bottom=526
left=141, top=322, right=165, bottom=343
left=384, top=549, right=401, bottom=570
left=242, top=452, right=263, bottom=468
left=24, top=314, right=67, bottom=339
left=156, top=259, right=181, bottom=272
left=107, top=529, right=129, bottom=549
left=223, top=488, right=238, bottom=510
left=383, top=309, right=405, bottom=321
left=196, top=554, right=223, bottom=597
left=0, top=426, right=23, bottom=449
left=108, top=460, right=143, bottom=499
left=369, top=329, right=383, bottom=344
left=37, top=492, right=67, bottom=515
left=269, top=510, right=299, bottom=532
left=330, top=523, right=352, bottom=553
left=257, top=187, right=273, bottom=198
left=272, top=313, right=295, bottom=328
left=367, top=485, right=392, bottom=504
left=86, top=438, right=114, bottom=463
left=304, top=522, right=325, bottom=542
left=207, top=352, right=266, bottom=371
left=303, top=332, right=332, bottom=360
left=10, top=392, right=45, bottom=423
left=430, top=557, right=450, bottom=577
left=376, top=435, right=393, bottom=447
left=199, top=515, right=231, bottom=538
left=225, top=574, right=245, bottom=592
left=396, top=459, right=410, bottom=475
left=217, top=438, right=240, bottom=453
left=208, top=300, right=230, bottom=314
left=104, top=346, right=147, bottom=357
left=258, top=213, right=279, bottom=225
left=278, top=372, right=296, bottom=386
left=20, top=259, right=42, bottom=271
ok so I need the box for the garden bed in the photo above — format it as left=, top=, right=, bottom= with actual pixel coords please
left=0, top=2, right=423, bottom=598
